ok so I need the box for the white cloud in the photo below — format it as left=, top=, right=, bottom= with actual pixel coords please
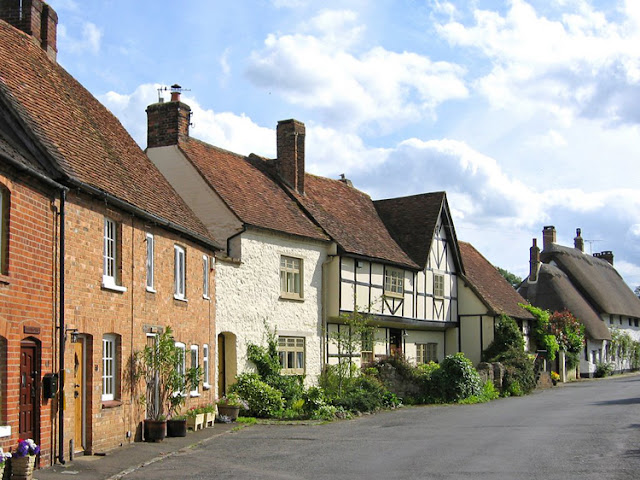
left=246, top=10, right=468, bottom=134
left=58, top=21, right=102, bottom=54
left=436, top=0, right=640, bottom=126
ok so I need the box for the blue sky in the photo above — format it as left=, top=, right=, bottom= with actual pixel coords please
left=47, top=0, right=640, bottom=288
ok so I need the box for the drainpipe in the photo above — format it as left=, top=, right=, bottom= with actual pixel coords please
left=58, top=189, right=66, bottom=464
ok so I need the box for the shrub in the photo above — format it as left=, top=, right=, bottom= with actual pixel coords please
left=594, top=362, right=614, bottom=378
left=230, top=373, right=284, bottom=418
left=459, top=381, right=500, bottom=404
left=432, top=353, right=482, bottom=402
left=494, top=346, right=536, bottom=396
left=482, top=315, right=524, bottom=362
left=330, top=375, right=398, bottom=413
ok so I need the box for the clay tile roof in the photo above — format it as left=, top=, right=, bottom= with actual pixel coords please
left=541, top=244, right=640, bottom=318
left=518, top=263, right=611, bottom=341
left=178, top=139, right=328, bottom=242
left=290, top=175, right=418, bottom=269
left=0, top=20, right=216, bottom=246
left=458, top=242, right=533, bottom=321
left=374, top=191, right=463, bottom=272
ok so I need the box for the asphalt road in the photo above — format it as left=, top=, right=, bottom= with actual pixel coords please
left=123, top=375, right=640, bottom=480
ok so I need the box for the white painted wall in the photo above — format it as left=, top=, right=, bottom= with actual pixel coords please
left=215, top=228, right=328, bottom=387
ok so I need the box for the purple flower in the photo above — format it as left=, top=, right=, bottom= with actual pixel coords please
left=15, top=439, right=38, bottom=457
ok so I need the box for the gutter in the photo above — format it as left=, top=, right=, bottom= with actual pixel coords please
left=57, top=189, right=66, bottom=464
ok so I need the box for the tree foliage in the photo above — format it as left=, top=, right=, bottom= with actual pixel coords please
left=496, top=267, right=522, bottom=289
left=521, top=304, right=559, bottom=361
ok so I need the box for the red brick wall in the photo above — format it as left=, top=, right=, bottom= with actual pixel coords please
left=0, top=170, right=56, bottom=466
left=61, top=191, right=215, bottom=455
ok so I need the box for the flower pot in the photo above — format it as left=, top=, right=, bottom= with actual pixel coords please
left=217, top=405, right=240, bottom=421
left=11, top=455, right=36, bottom=480
left=205, top=412, right=215, bottom=428
left=186, top=413, right=205, bottom=431
left=167, top=419, right=187, bottom=437
left=144, top=419, right=167, bottom=442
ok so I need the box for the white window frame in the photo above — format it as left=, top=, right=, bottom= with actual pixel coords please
left=102, top=334, right=117, bottom=401
left=416, top=343, right=438, bottom=364
left=280, top=256, right=303, bottom=299
left=384, top=267, right=404, bottom=298
left=203, top=255, right=210, bottom=299
left=146, top=233, right=155, bottom=292
left=174, top=245, right=186, bottom=300
left=190, top=345, right=200, bottom=396
left=203, top=344, right=210, bottom=389
left=434, top=273, right=445, bottom=298
left=175, top=342, right=186, bottom=394
left=102, top=217, right=126, bottom=292
left=278, top=336, right=305, bottom=375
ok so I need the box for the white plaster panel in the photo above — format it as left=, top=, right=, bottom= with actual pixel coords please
left=216, top=229, right=327, bottom=385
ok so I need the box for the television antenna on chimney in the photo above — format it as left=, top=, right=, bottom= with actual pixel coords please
left=157, top=84, right=191, bottom=103
left=584, top=239, right=602, bottom=254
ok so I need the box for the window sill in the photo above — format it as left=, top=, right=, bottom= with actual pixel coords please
left=101, top=400, right=122, bottom=409
left=279, top=293, right=304, bottom=302
left=190, top=392, right=201, bottom=398
left=0, top=425, right=10, bottom=438
left=203, top=383, right=211, bottom=390
left=173, top=295, right=188, bottom=303
left=102, top=279, right=127, bottom=293
left=383, top=292, right=404, bottom=299
left=203, top=295, right=210, bottom=301
left=146, top=286, right=156, bottom=293
left=0, top=273, right=9, bottom=285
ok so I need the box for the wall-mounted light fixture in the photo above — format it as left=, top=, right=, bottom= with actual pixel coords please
left=65, top=327, right=79, bottom=343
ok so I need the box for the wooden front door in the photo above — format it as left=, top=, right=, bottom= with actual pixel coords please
left=19, top=342, right=38, bottom=441
left=217, top=334, right=226, bottom=397
left=73, top=340, right=85, bottom=451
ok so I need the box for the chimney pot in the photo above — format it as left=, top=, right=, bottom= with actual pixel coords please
left=170, top=84, right=181, bottom=102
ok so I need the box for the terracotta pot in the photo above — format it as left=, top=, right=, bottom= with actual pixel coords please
left=167, top=419, right=187, bottom=437
left=217, top=405, right=240, bottom=421
left=144, top=419, right=167, bottom=442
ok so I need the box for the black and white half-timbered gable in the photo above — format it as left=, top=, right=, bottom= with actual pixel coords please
left=291, top=178, right=466, bottom=366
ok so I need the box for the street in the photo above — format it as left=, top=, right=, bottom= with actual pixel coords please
left=124, top=375, right=640, bottom=479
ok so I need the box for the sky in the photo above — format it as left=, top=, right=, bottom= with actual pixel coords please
left=46, top=0, right=640, bottom=288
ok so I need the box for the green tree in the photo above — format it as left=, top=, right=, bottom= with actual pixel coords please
left=496, top=267, right=522, bottom=289
left=634, top=286, right=640, bottom=298
left=482, top=315, right=525, bottom=362
left=548, top=310, right=585, bottom=369
left=325, top=305, right=375, bottom=396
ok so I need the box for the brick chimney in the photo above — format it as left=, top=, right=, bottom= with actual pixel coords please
left=529, top=238, right=540, bottom=282
left=146, top=84, right=191, bottom=148
left=574, top=228, right=584, bottom=252
left=0, top=0, right=58, bottom=61
left=593, top=251, right=614, bottom=266
left=276, top=119, right=305, bottom=194
left=542, top=225, right=556, bottom=250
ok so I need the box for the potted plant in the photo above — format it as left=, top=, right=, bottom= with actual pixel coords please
left=186, top=406, right=205, bottom=431
left=134, top=327, right=201, bottom=442
left=167, top=414, right=188, bottom=437
left=11, top=439, right=38, bottom=479
left=216, top=393, right=247, bottom=421
left=203, top=403, right=216, bottom=428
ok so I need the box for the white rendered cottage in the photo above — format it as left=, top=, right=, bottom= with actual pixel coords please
left=145, top=91, right=330, bottom=393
